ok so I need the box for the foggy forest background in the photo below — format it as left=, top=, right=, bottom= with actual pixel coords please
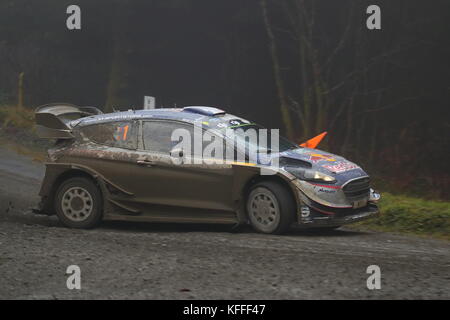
left=0, top=0, right=449, bottom=198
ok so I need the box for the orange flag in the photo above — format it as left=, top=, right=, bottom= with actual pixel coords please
left=300, top=131, right=327, bottom=149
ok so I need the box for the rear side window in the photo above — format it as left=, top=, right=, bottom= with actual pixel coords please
left=81, top=121, right=137, bottom=149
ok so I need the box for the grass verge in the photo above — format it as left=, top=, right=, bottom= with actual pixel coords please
left=349, top=193, right=450, bottom=240
left=0, top=105, right=48, bottom=161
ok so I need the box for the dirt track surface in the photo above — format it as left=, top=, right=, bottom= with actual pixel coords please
left=0, top=146, right=449, bottom=299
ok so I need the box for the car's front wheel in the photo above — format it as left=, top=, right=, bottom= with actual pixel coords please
left=55, top=177, right=103, bottom=228
left=246, top=181, right=295, bottom=234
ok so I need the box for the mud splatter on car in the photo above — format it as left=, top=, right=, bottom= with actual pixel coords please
left=34, top=103, right=380, bottom=234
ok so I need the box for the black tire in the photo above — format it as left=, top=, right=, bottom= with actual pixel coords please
left=246, top=181, right=296, bottom=234
left=54, top=177, right=103, bottom=229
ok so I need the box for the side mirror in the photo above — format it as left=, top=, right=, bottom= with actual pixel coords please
left=170, top=148, right=185, bottom=164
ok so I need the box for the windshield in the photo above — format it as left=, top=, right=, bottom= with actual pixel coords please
left=219, top=123, right=299, bottom=153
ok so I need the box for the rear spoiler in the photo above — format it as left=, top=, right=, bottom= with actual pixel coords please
left=35, top=103, right=103, bottom=139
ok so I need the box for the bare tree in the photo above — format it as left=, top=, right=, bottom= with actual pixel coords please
left=260, top=0, right=295, bottom=139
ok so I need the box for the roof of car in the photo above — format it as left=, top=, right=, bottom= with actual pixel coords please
left=74, top=106, right=251, bottom=129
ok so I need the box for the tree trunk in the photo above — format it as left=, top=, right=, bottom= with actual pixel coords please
left=17, top=72, right=24, bottom=108
left=260, top=0, right=295, bottom=139
left=104, top=1, right=131, bottom=113
left=105, top=37, right=128, bottom=112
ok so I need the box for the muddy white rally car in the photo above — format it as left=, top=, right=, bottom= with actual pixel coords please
left=34, top=103, right=380, bottom=234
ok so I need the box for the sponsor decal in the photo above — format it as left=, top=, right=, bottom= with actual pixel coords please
left=83, top=114, right=138, bottom=123
left=308, top=153, right=336, bottom=163
left=308, top=182, right=341, bottom=189
left=229, top=119, right=244, bottom=126
left=323, top=161, right=359, bottom=173
left=228, top=120, right=253, bottom=128
left=317, top=187, right=336, bottom=194
left=215, top=120, right=254, bottom=129
left=230, top=161, right=256, bottom=167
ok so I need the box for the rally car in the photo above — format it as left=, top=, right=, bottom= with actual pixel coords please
left=34, top=103, right=380, bottom=234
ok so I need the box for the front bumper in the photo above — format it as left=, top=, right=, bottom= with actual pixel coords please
left=297, top=202, right=379, bottom=227
left=291, top=176, right=381, bottom=227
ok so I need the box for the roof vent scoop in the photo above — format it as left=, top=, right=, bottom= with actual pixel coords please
left=182, top=106, right=226, bottom=116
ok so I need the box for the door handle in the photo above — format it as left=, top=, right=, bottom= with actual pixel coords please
left=136, top=160, right=154, bottom=166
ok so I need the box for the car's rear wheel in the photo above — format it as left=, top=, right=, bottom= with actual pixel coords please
left=246, top=181, right=295, bottom=234
left=55, top=177, right=102, bottom=228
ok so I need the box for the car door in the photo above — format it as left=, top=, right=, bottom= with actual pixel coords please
left=124, top=119, right=235, bottom=215
left=73, top=120, right=140, bottom=193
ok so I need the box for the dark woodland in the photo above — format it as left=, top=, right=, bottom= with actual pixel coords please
left=0, top=0, right=449, bottom=197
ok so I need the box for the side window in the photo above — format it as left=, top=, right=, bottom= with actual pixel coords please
left=203, top=131, right=228, bottom=161
left=143, top=121, right=193, bottom=154
left=142, top=120, right=230, bottom=161
left=81, top=121, right=137, bottom=149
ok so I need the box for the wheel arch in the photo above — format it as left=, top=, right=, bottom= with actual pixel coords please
left=53, top=169, right=99, bottom=191
left=40, top=165, right=104, bottom=215
left=240, top=173, right=299, bottom=219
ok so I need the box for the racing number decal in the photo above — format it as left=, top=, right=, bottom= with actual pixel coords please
left=114, top=124, right=129, bottom=141
left=122, top=125, right=129, bottom=140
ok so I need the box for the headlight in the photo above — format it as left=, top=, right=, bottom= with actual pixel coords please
left=304, top=170, right=335, bottom=182
left=284, top=166, right=336, bottom=183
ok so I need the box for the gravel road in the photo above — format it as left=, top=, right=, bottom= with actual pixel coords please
left=0, top=146, right=448, bottom=299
